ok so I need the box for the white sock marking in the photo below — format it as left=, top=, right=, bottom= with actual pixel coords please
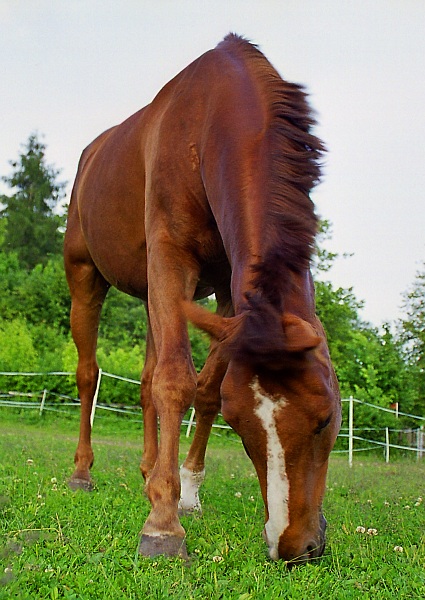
left=251, top=376, right=289, bottom=560
left=179, top=465, right=205, bottom=513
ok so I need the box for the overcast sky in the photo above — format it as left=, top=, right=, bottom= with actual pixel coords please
left=1, top=1, right=424, bottom=326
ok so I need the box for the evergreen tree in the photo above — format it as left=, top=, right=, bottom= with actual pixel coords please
left=0, top=133, right=66, bottom=269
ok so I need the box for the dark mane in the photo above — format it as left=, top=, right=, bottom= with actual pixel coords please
left=218, top=34, right=325, bottom=309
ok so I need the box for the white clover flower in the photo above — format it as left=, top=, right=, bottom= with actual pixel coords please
left=212, top=555, right=223, bottom=563
left=367, top=528, right=378, bottom=536
left=404, top=505, right=410, bottom=510
left=356, top=526, right=366, bottom=534
left=26, top=459, right=34, bottom=465
left=384, top=501, right=390, bottom=507
left=394, top=545, right=403, bottom=553
left=234, top=492, right=242, bottom=498
left=249, top=496, right=255, bottom=502
left=51, top=477, right=57, bottom=484
left=230, top=473, right=235, bottom=479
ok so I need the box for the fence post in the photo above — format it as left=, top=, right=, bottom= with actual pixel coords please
left=186, top=407, right=196, bottom=438
left=348, top=396, right=354, bottom=468
left=90, top=368, right=102, bottom=427
left=422, top=426, right=424, bottom=460
left=417, top=426, right=424, bottom=462
left=39, top=389, right=47, bottom=417
left=385, top=427, right=390, bottom=463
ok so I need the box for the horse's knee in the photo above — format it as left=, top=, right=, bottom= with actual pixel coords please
left=76, top=361, right=99, bottom=396
left=152, top=359, right=197, bottom=415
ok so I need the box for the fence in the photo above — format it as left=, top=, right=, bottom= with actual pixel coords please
left=1, top=370, right=425, bottom=464
left=340, top=396, right=425, bottom=466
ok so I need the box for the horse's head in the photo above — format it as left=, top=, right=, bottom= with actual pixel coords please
left=184, top=300, right=341, bottom=564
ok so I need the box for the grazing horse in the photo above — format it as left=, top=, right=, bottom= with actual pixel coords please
left=64, top=34, right=341, bottom=564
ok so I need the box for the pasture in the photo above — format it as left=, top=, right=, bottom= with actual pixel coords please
left=1, top=410, right=424, bottom=599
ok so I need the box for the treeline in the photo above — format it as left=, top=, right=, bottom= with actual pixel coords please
left=1, top=135, right=424, bottom=427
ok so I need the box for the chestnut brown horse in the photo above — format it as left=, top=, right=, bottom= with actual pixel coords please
left=64, top=34, right=341, bottom=564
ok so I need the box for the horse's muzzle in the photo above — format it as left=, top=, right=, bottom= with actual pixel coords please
left=273, top=514, right=327, bottom=566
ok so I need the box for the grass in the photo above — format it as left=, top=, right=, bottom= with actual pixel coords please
left=0, top=410, right=424, bottom=599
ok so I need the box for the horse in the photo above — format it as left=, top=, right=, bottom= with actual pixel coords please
left=64, top=33, right=341, bottom=564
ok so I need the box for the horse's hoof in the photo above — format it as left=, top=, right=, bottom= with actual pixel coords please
left=68, top=477, right=94, bottom=492
left=138, top=534, right=188, bottom=559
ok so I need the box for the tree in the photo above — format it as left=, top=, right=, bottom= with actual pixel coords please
left=313, top=221, right=417, bottom=419
left=0, top=318, right=38, bottom=372
left=0, top=133, right=66, bottom=269
left=400, top=262, right=425, bottom=415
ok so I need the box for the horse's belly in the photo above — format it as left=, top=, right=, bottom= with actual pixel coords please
left=88, top=235, right=148, bottom=300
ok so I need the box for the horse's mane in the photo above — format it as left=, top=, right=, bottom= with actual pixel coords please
left=217, top=34, right=324, bottom=311
left=208, top=34, right=325, bottom=365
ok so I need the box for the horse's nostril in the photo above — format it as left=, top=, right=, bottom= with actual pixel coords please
left=304, top=542, right=321, bottom=560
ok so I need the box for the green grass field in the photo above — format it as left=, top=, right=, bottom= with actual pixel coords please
left=1, top=410, right=424, bottom=599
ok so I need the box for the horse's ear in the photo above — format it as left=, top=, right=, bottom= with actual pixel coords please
left=183, top=301, right=228, bottom=340
left=282, top=313, right=321, bottom=353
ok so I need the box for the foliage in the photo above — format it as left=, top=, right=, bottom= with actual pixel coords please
left=98, top=289, right=147, bottom=352
left=0, top=136, right=422, bottom=420
left=312, top=219, right=341, bottom=274
left=0, top=416, right=424, bottom=599
left=314, top=230, right=417, bottom=423
left=0, top=134, right=66, bottom=270
left=0, top=319, right=38, bottom=373
left=400, top=262, right=425, bottom=415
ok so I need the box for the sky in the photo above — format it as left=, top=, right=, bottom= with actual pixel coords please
left=1, top=0, right=425, bottom=327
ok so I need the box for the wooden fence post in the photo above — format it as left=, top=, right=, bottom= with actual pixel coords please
left=90, top=368, right=102, bottom=427
left=417, top=426, right=424, bottom=462
left=385, top=427, right=390, bottom=463
left=186, top=407, right=196, bottom=438
left=348, top=396, right=354, bottom=468
left=39, top=389, right=47, bottom=417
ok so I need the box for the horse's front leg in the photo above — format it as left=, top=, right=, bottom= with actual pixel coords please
left=140, top=317, right=158, bottom=481
left=138, top=250, right=198, bottom=559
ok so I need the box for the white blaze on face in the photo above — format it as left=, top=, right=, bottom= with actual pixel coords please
left=250, top=376, right=289, bottom=561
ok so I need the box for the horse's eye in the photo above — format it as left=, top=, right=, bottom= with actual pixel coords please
left=315, top=414, right=332, bottom=434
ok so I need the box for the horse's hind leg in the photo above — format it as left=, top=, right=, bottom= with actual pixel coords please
left=179, top=299, right=232, bottom=514
left=64, top=226, right=109, bottom=490
left=179, top=338, right=227, bottom=514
